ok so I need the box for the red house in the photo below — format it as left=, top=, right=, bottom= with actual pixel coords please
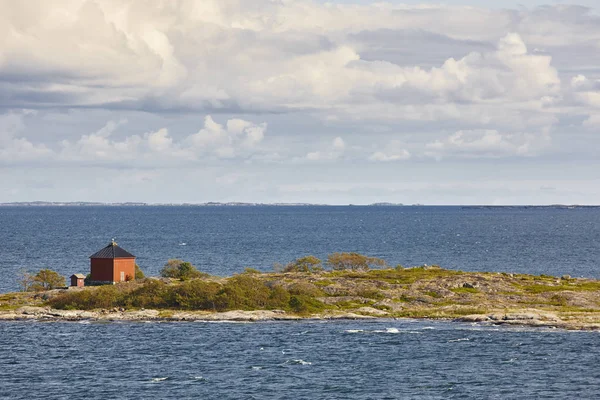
left=70, top=273, right=85, bottom=287
left=89, top=240, right=136, bottom=284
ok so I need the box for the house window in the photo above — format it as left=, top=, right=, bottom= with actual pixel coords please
left=120, top=271, right=125, bottom=282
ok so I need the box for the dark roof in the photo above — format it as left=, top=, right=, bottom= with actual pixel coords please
left=90, top=241, right=136, bottom=259
left=71, top=273, right=86, bottom=279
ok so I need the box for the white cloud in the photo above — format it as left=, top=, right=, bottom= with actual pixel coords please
left=425, top=129, right=548, bottom=159
left=306, top=137, right=346, bottom=161
left=0, top=111, right=51, bottom=164
left=46, top=115, right=268, bottom=165
left=369, top=150, right=411, bottom=162
left=1, top=2, right=600, bottom=203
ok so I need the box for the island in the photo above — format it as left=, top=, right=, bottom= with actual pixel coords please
left=2, top=256, right=600, bottom=330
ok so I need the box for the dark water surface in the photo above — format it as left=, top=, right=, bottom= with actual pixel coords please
left=1, top=206, right=600, bottom=398
left=1, top=206, right=599, bottom=292
left=1, top=319, right=599, bottom=399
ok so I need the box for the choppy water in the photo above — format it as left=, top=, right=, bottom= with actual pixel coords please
left=0, top=206, right=599, bottom=292
left=1, top=206, right=600, bottom=398
left=1, top=319, right=599, bottom=399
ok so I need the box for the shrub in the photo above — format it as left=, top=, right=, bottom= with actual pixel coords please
left=287, top=282, right=324, bottom=297
left=126, top=280, right=170, bottom=308
left=135, top=264, right=145, bottom=279
left=289, top=295, right=326, bottom=314
left=327, top=252, right=387, bottom=271
left=20, top=269, right=66, bottom=292
left=160, top=259, right=205, bottom=280
left=283, top=256, right=323, bottom=273
left=268, top=285, right=291, bottom=308
left=215, top=275, right=271, bottom=310
left=49, top=285, right=124, bottom=309
left=170, top=280, right=221, bottom=310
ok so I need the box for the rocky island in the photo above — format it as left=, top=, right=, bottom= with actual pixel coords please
left=2, top=256, right=600, bottom=330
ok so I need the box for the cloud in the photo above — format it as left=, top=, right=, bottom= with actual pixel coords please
left=306, top=137, right=345, bottom=161
left=425, top=129, right=548, bottom=159
left=17, top=115, right=269, bottom=166
left=0, top=1, right=569, bottom=122
left=369, top=150, right=411, bottom=162
left=0, top=111, right=51, bottom=164
left=1, top=2, right=600, bottom=203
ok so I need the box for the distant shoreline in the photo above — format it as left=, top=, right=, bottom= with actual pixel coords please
left=0, top=202, right=599, bottom=208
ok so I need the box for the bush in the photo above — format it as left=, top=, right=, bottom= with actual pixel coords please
left=289, top=295, right=326, bottom=314
left=327, top=253, right=387, bottom=271
left=215, top=275, right=272, bottom=310
left=126, top=280, right=170, bottom=308
left=160, top=259, right=205, bottom=280
left=282, top=256, right=323, bottom=273
left=20, top=269, right=66, bottom=292
left=170, top=280, right=221, bottom=309
left=287, top=282, right=324, bottom=297
left=46, top=273, right=328, bottom=314
left=49, top=285, right=124, bottom=309
left=135, top=264, right=145, bottom=279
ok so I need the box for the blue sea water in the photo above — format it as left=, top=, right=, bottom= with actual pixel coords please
left=1, top=205, right=600, bottom=399
left=1, top=319, right=600, bottom=399
left=0, top=205, right=599, bottom=292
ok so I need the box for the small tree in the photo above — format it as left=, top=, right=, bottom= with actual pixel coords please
left=135, top=264, right=145, bottom=279
left=326, top=252, right=386, bottom=271
left=20, top=269, right=66, bottom=292
left=160, top=259, right=203, bottom=280
left=283, top=256, right=323, bottom=273
left=18, top=270, right=35, bottom=292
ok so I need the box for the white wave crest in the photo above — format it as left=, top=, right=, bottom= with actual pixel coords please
left=289, top=359, right=312, bottom=365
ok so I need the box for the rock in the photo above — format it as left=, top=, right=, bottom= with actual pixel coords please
left=454, top=314, right=490, bottom=322
left=462, top=282, right=477, bottom=289
left=324, top=312, right=376, bottom=320
left=17, top=306, right=49, bottom=315
left=354, top=307, right=389, bottom=316
left=562, top=275, right=571, bottom=280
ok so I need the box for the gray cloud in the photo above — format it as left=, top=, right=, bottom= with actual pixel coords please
left=1, top=1, right=599, bottom=203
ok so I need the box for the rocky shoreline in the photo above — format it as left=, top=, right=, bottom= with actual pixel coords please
left=2, top=306, right=600, bottom=330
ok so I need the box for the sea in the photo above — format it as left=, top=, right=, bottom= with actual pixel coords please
left=1, top=205, right=599, bottom=399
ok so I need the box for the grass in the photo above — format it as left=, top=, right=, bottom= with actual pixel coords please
left=519, top=281, right=600, bottom=294
left=324, top=266, right=461, bottom=285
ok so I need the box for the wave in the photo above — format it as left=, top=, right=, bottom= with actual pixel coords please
left=287, top=359, right=312, bottom=365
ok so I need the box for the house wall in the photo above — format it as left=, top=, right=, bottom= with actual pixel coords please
left=90, top=258, right=114, bottom=282
left=70, top=276, right=84, bottom=287
left=113, top=258, right=136, bottom=282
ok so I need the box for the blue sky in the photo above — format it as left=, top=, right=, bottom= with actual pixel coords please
left=1, top=0, right=599, bottom=204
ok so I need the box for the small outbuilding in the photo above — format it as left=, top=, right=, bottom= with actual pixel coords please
left=70, top=273, right=86, bottom=287
left=89, top=240, right=136, bottom=284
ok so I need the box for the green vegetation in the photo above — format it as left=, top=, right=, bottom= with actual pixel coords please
left=135, top=264, right=145, bottom=280
left=48, top=274, right=330, bottom=315
left=281, top=256, right=323, bottom=273
left=327, top=252, right=386, bottom=271
left=5, top=252, right=600, bottom=324
left=159, top=259, right=206, bottom=280
left=19, top=269, right=65, bottom=292
left=450, top=287, right=480, bottom=294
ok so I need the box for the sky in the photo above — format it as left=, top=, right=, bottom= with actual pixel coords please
left=1, top=0, right=599, bottom=205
